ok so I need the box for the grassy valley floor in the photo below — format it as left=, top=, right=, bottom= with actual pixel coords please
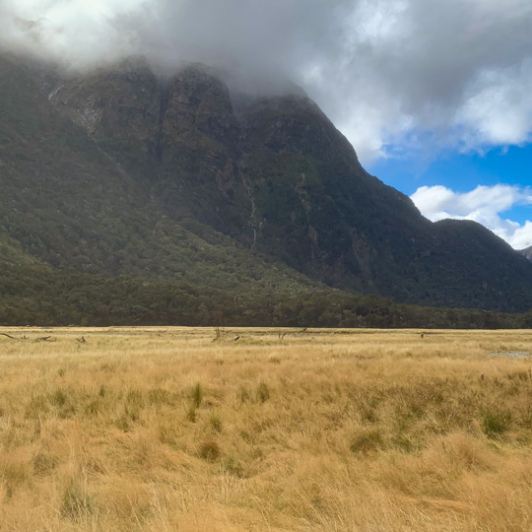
left=1, top=327, right=532, bottom=530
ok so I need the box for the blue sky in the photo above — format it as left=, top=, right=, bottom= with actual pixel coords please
left=371, top=145, right=532, bottom=195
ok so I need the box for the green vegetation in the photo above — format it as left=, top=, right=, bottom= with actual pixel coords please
left=1, top=259, right=532, bottom=328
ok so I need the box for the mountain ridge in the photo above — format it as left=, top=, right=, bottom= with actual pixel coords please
left=2, top=53, right=532, bottom=317
left=519, top=246, right=532, bottom=262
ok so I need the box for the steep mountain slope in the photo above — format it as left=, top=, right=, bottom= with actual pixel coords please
left=0, top=54, right=319, bottom=295
left=49, top=59, right=254, bottom=239
left=36, top=56, right=532, bottom=312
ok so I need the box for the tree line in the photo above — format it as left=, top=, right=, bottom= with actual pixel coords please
left=1, top=263, right=531, bottom=329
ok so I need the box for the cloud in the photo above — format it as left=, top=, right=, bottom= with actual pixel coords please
left=456, top=59, right=532, bottom=149
left=411, top=184, right=532, bottom=249
left=0, top=0, right=145, bottom=66
left=1, top=0, right=532, bottom=163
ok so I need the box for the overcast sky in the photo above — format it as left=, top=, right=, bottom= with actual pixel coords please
left=1, top=0, right=532, bottom=248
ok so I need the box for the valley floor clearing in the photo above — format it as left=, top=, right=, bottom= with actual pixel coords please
left=1, top=327, right=532, bottom=531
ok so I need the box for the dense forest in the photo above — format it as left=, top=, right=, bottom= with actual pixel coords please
left=1, top=262, right=530, bottom=329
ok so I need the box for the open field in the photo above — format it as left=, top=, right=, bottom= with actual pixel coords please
left=1, top=327, right=532, bottom=531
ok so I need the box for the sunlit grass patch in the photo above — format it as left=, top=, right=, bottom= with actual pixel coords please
left=1, top=327, right=532, bottom=530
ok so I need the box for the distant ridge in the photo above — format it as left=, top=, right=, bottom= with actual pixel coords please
left=519, top=246, right=532, bottom=262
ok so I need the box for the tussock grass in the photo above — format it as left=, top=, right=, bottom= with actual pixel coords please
left=1, top=326, right=532, bottom=530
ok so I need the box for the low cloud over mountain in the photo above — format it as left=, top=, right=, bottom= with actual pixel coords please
left=1, top=0, right=532, bottom=163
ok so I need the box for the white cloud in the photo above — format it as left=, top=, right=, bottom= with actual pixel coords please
left=0, top=0, right=145, bottom=67
left=456, top=60, right=532, bottom=149
left=411, top=184, right=532, bottom=249
left=1, top=0, right=532, bottom=164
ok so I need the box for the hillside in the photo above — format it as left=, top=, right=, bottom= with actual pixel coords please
left=1, top=52, right=532, bottom=321
left=0, top=54, right=318, bottom=292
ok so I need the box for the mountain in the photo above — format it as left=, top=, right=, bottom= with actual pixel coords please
left=0, top=54, right=316, bottom=291
left=519, top=246, right=532, bottom=262
left=1, top=52, right=532, bottom=320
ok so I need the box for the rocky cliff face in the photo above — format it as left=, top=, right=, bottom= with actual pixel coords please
left=3, top=54, right=532, bottom=312
left=50, top=59, right=252, bottom=238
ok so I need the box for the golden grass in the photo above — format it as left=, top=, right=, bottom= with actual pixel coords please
left=1, top=326, right=532, bottom=530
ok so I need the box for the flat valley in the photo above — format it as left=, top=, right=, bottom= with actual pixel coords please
left=1, top=327, right=532, bottom=530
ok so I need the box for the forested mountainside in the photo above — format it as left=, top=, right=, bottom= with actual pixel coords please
left=1, top=52, right=532, bottom=325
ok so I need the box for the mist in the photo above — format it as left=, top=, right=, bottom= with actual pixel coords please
left=1, top=0, right=532, bottom=163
